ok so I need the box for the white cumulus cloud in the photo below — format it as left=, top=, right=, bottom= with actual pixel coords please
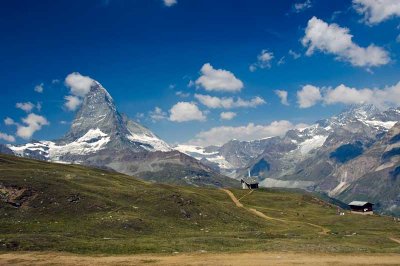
left=149, top=107, right=167, bottom=122
left=16, top=113, right=49, bottom=140
left=169, top=102, right=206, bottom=122
left=0, top=132, right=15, bottom=143
left=163, top=0, right=177, bottom=7
left=34, top=83, right=44, bottom=93
left=176, top=91, right=190, bottom=98
left=353, top=0, right=400, bottom=25
left=65, top=72, right=94, bottom=97
left=4, top=117, right=15, bottom=126
left=324, top=82, right=400, bottom=108
left=297, top=85, right=322, bottom=108
left=293, top=0, right=312, bottom=13
left=296, top=81, right=400, bottom=109
left=195, top=63, right=244, bottom=93
left=188, top=121, right=307, bottom=146
left=220, top=112, right=237, bottom=120
left=250, top=49, right=274, bottom=72
left=194, top=94, right=265, bottom=109
left=289, top=49, right=301, bottom=59
left=64, top=95, right=82, bottom=111
left=323, top=84, right=373, bottom=105
left=302, top=16, right=390, bottom=67
left=16, top=102, right=35, bottom=113
left=64, top=72, right=95, bottom=112
left=277, top=56, right=286, bottom=66
left=275, top=90, right=289, bottom=105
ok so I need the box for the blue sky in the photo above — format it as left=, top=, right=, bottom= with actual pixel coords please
left=1, top=0, right=400, bottom=146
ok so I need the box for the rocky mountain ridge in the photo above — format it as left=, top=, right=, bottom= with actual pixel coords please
left=177, top=104, right=400, bottom=215
left=245, top=105, right=399, bottom=215
left=6, top=82, right=236, bottom=188
left=175, top=137, right=273, bottom=177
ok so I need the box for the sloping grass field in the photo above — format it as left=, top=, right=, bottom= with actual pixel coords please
left=0, top=154, right=399, bottom=255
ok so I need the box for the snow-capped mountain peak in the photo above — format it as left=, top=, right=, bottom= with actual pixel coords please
left=64, top=81, right=171, bottom=151
left=5, top=81, right=236, bottom=188
left=9, top=82, right=172, bottom=162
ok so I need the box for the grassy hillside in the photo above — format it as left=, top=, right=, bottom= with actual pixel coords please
left=0, top=154, right=400, bottom=254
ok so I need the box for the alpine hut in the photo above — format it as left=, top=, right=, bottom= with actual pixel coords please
left=348, top=201, right=374, bottom=215
left=241, top=170, right=259, bottom=190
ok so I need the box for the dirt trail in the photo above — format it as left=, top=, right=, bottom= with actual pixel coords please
left=237, top=190, right=253, bottom=201
left=247, top=207, right=287, bottom=223
left=304, top=222, right=331, bottom=235
left=221, top=189, right=284, bottom=222
left=222, top=188, right=243, bottom=208
left=389, top=237, right=400, bottom=244
left=221, top=189, right=330, bottom=234
left=1, top=252, right=400, bottom=266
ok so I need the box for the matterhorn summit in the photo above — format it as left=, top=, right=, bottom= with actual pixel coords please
left=59, top=81, right=171, bottom=152
left=8, top=81, right=234, bottom=187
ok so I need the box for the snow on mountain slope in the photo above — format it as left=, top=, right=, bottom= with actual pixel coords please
left=9, top=128, right=111, bottom=162
left=298, top=135, right=328, bottom=155
left=244, top=104, right=400, bottom=186
left=10, top=82, right=172, bottom=156
left=5, top=80, right=237, bottom=188
left=174, top=104, right=400, bottom=180
left=363, top=120, right=397, bottom=130
left=7, top=81, right=173, bottom=162
left=174, top=145, right=217, bottom=156
left=9, top=142, right=49, bottom=158
left=174, top=138, right=275, bottom=172
left=125, top=119, right=171, bottom=152
left=127, top=132, right=171, bottom=152
left=174, top=144, right=234, bottom=169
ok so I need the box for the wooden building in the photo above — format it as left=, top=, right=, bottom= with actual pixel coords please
left=241, top=177, right=259, bottom=189
left=348, top=201, right=374, bottom=215
left=241, top=170, right=259, bottom=189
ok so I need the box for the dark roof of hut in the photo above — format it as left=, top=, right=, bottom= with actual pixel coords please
left=348, top=201, right=374, bottom=207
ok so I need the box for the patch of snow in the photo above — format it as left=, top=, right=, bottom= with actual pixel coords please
left=298, top=135, right=328, bottom=155
left=364, top=120, right=396, bottom=130
left=9, top=128, right=111, bottom=162
left=47, top=129, right=111, bottom=160
left=127, top=131, right=171, bottom=152
left=175, top=145, right=218, bottom=156
left=77, top=128, right=107, bottom=142
left=355, top=110, right=368, bottom=119
left=204, top=155, right=234, bottom=169
left=8, top=142, right=49, bottom=157
left=174, top=145, right=233, bottom=169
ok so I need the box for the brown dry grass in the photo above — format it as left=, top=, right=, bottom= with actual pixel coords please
left=1, top=252, right=400, bottom=265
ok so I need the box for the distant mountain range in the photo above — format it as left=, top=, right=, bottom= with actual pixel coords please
left=175, top=138, right=272, bottom=177
left=2, top=82, right=400, bottom=215
left=4, top=82, right=236, bottom=188
left=177, top=104, right=400, bottom=215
